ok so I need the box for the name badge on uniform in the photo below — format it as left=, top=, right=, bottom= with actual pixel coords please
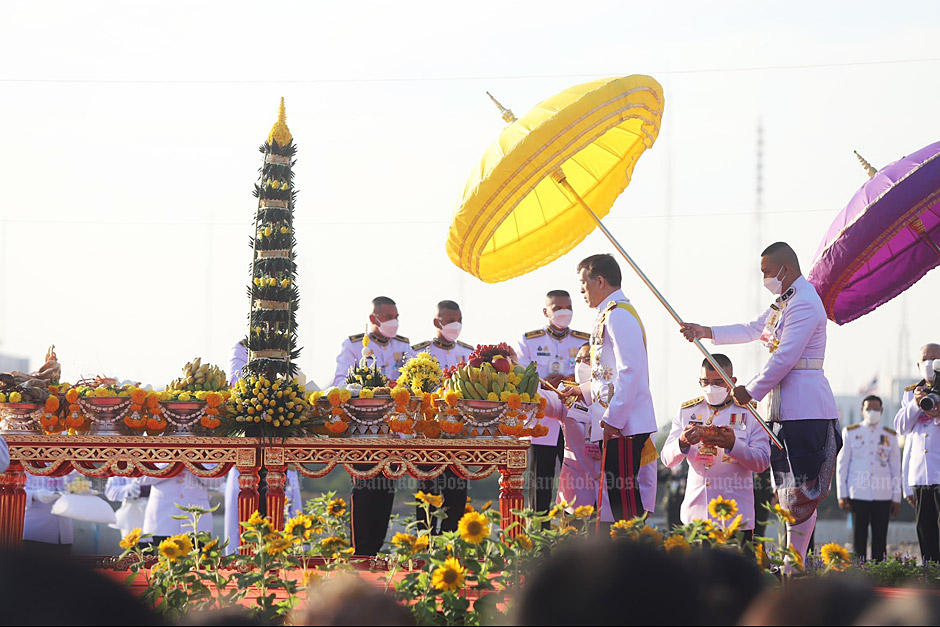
left=585, top=442, right=602, bottom=461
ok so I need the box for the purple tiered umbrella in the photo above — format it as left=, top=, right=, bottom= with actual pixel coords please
left=808, top=140, right=940, bottom=325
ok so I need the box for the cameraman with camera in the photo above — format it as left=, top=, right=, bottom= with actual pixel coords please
left=894, top=343, right=940, bottom=563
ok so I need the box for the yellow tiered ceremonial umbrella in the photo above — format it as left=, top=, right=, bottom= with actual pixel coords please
left=447, top=75, right=781, bottom=448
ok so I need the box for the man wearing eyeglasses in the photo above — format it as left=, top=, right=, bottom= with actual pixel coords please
left=661, top=354, right=771, bottom=539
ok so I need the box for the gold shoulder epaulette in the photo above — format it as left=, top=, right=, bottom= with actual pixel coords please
left=525, top=329, right=546, bottom=339
left=847, top=423, right=861, bottom=431
left=681, top=396, right=705, bottom=409
left=394, top=334, right=410, bottom=344
left=571, top=330, right=590, bottom=340
left=457, top=340, right=474, bottom=350
left=411, top=340, right=431, bottom=351
left=884, top=426, right=897, bottom=435
left=905, top=382, right=919, bottom=392
left=348, top=333, right=365, bottom=342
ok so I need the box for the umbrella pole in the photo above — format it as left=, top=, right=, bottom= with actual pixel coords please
left=553, top=173, right=783, bottom=449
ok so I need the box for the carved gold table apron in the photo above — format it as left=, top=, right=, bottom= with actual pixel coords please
left=0, top=436, right=529, bottom=549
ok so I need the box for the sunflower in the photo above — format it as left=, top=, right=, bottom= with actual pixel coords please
left=415, top=491, right=444, bottom=508
left=639, top=525, right=663, bottom=545
left=820, top=543, right=851, bottom=571
left=158, top=537, right=184, bottom=562
left=431, top=557, right=466, bottom=592
left=266, top=534, right=294, bottom=556
left=480, top=500, right=493, bottom=512
left=516, top=534, right=534, bottom=552
left=413, top=534, right=430, bottom=553
left=119, top=528, right=142, bottom=551
left=773, top=504, right=796, bottom=525
left=790, top=548, right=805, bottom=571
left=320, top=536, right=350, bottom=557
left=458, top=511, right=490, bottom=544
left=664, top=535, right=691, bottom=555
left=708, top=514, right=742, bottom=545
left=610, top=519, right=639, bottom=541
left=201, top=538, right=219, bottom=557
left=557, top=525, right=577, bottom=536
left=327, top=498, right=347, bottom=517
left=707, top=496, right=739, bottom=521
left=392, top=532, right=417, bottom=552
left=574, top=505, right=595, bottom=519
left=285, top=514, right=314, bottom=541
left=171, top=534, right=194, bottom=555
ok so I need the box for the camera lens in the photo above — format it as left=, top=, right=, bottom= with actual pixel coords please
left=922, top=392, right=940, bottom=413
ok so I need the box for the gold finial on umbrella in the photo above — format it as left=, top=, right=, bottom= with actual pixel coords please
left=268, top=97, right=292, bottom=146
left=854, top=150, right=878, bottom=178
left=486, top=91, right=517, bottom=123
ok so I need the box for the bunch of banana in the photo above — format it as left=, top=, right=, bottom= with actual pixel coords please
left=448, top=361, right=539, bottom=400
left=167, top=358, right=228, bottom=392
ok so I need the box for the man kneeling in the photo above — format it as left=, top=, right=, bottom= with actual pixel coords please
left=661, top=355, right=770, bottom=540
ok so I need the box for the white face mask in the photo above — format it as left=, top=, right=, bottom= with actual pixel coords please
left=575, top=362, right=592, bottom=385
left=763, top=267, right=786, bottom=296
left=703, top=385, right=730, bottom=406
left=376, top=318, right=399, bottom=339
left=550, top=308, right=573, bottom=329
left=440, top=321, right=462, bottom=342
left=921, top=359, right=936, bottom=382
left=863, top=409, right=883, bottom=425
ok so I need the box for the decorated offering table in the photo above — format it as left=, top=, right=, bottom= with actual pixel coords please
left=0, top=435, right=528, bottom=549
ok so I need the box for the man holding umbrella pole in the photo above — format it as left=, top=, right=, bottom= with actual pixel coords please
left=680, top=242, right=841, bottom=567
left=561, top=253, right=657, bottom=521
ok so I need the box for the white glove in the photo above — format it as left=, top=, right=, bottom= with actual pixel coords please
left=35, top=489, right=60, bottom=504
left=128, top=481, right=141, bottom=500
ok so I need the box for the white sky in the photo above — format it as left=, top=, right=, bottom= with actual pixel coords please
left=1, top=0, right=938, bottom=426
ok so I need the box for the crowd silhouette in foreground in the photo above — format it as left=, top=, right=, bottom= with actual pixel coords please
left=3, top=539, right=939, bottom=626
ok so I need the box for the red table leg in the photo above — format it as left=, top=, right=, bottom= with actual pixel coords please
left=237, top=467, right=260, bottom=553
left=264, top=465, right=287, bottom=532
left=0, top=462, right=26, bottom=549
left=498, top=462, right=526, bottom=539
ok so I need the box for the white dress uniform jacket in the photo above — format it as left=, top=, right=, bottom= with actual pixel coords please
left=902, top=434, right=914, bottom=499
left=223, top=468, right=303, bottom=553
left=837, top=422, right=901, bottom=502
left=711, top=276, right=838, bottom=422
left=139, top=470, right=221, bottom=536
left=661, top=397, right=771, bottom=529
left=24, top=475, right=74, bottom=544
left=0, top=436, right=8, bottom=473
left=333, top=333, right=413, bottom=386
left=412, top=338, right=474, bottom=370
left=895, top=386, right=940, bottom=487
left=577, top=290, right=657, bottom=439
left=518, top=326, right=590, bottom=446
left=544, top=392, right=657, bottom=520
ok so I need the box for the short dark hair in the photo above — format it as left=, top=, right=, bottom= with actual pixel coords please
left=371, top=296, right=396, bottom=310
left=761, top=242, right=800, bottom=271
left=546, top=290, right=570, bottom=300
left=437, top=300, right=460, bottom=313
left=702, top=354, right=733, bottom=374
left=862, top=395, right=882, bottom=407
left=577, top=254, right=621, bottom=287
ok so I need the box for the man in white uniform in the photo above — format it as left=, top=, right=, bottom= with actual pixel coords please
left=335, top=296, right=413, bottom=555
left=546, top=344, right=657, bottom=521
left=24, top=475, right=73, bottom=554
left=411, top=300, right=474, bottom=370
left=518, top=290, right=590, bottom=514
left=661, top=355, right=771, bottom=540
left=138, top=471, right=220, bottom=544
left=837, top=395, right=901, bottom=561
left=411, top=300, right=473, bottom=533
left=680, top=242, right=840, bottom=564
left=333, top=296, right=413, bottom=386
left=562, top=254, right=657, bottom=521
left=894, top=343, right=940, bottom=562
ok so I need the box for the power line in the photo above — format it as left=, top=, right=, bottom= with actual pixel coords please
left=2, top=56, right=939, bottom=85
